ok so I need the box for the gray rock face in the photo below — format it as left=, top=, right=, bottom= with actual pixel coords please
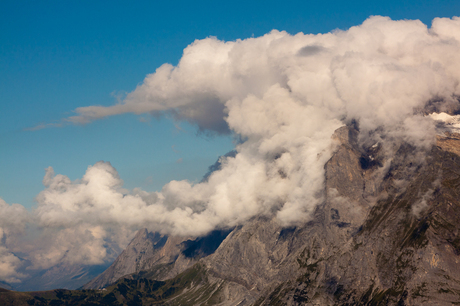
left=83, top=124, right=460, bottom=305
left=203, top=217, right=307, bottom=304
left=82, top=229, right=179, bottom=289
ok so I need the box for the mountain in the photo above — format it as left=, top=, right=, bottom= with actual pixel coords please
left=4, top=123, right=460, bottom=305
left=82, top=227, right=232, bottom=290
left=12, top=262, right=110, bottom=292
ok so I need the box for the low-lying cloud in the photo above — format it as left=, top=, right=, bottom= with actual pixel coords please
left=0, top=199, right=29, bottom=283
left=3, top=16, right=460, bottom=283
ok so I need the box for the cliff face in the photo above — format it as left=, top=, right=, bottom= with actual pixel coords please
left=80, top=125, right=460, bottom=306
left=254, top=127, right=460, bottom=305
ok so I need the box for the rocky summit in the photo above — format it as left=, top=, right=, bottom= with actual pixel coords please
left=3, top=123, right=460, bottom=305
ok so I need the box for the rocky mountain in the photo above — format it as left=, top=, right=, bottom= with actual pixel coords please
left=4, top=122, right=460, bottom=305
left=82, top=227, right=232, bottom=290
left=252, top=129, right=460, bottom=305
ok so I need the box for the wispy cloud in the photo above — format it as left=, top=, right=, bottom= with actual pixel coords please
left=24, top=122, right=64, bottom=131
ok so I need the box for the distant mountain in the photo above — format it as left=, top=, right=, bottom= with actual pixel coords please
left=0, top=280, right=14, bottom=290
left=4, top=123, right=460, bottom=305
left=201, top=150, right=237, bottom=183
left=13, top=262, right=110, bottom=292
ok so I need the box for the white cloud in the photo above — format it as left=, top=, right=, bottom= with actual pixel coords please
left=4, top=15, right=460, bottom=275
left=0, top=246, right=24, bottom=283
left=0, top=199, right=29, bottom=238
left=67, top=16, right=460, bottom=137
left=412, top=177, right=441, bottom=217
left=0, top=198, right=29, bottom=283
left=54, top=15, right=460, bottom=233
left=27, top=225, right=127, bottom=270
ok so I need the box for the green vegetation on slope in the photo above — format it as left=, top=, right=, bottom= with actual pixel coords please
left=0, top=263, right=213, bottom=306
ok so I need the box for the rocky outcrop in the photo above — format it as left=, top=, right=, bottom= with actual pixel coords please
left=436, top=132, right=460, bottom=156
left=82, top=229, right=174, bottom=289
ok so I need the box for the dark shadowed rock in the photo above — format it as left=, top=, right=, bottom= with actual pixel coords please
left=201, top=150, right=237, bottom=183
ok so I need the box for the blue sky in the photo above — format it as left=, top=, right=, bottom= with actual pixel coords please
left=1, top=0, right=459, bottom=209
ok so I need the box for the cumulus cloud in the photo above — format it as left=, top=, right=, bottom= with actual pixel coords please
left=55, top=16, right=460, bottom=231
left=27, top=225, right=127, bottom=270
left=4, top=16, right=460, bottom=276
left=0, top=198, right=29, bottom=283
left=0, top=199, right=29, bottom=239
left=0, top=246, right=24, bottom=283
left=68, top=16, right=460, bottom=134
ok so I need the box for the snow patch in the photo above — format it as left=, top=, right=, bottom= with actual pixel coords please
left=429, top=112, right=460, bottom=134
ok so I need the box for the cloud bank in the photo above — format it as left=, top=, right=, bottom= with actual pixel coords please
left=3, top=16, right=460, bottom=282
